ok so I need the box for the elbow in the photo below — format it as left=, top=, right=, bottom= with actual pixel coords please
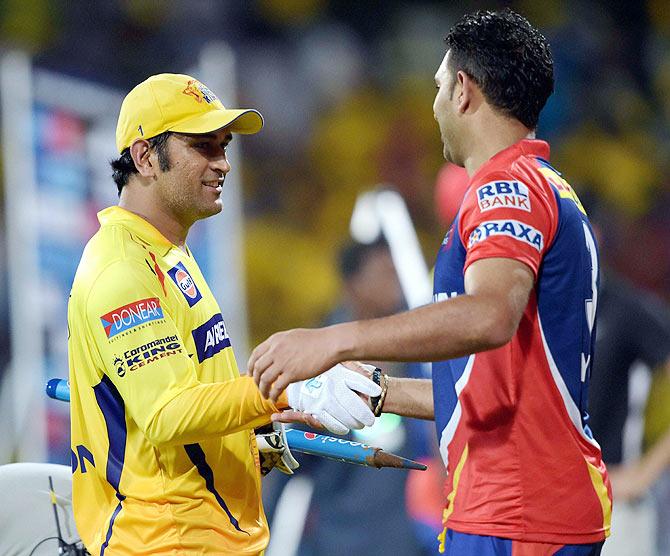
left=144, top=409, right=176, bottom=446
left=144, top=423, right=168, bottom=447
left=479, top=306, right=519, bottom=350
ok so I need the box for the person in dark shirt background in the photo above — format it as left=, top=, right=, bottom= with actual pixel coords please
left=588, top=271, right=670, bottom=466
left=263, top=239, right=430, bottom=556
left=585, top=206, right=670, bottom=555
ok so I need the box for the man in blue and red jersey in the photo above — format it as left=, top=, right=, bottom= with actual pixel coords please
left=249, top=8, right=611, bottom=555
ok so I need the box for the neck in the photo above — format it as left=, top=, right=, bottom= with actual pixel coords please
left=462, top=112, right=534, bottom=176
left=119, top=186, right=190, bottom=247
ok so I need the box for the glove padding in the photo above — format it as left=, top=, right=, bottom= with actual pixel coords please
left=255, top=422, right=300, bottom=476
left=287, top=363, right=381, bottom=435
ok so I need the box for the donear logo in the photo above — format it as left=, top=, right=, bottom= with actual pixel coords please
left=100, top=298, right=164, bottom=339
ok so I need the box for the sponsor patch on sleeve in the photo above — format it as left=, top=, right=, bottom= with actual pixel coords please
left=468, top=219, right=544, bottom=252
left=167, top=262, right=202, bottom=307
left=113, top=334, right=183, bottom=376
left=476, top=180, right=531, bottom=212
left=192, top=313, right=231, bottom=363
left=100, top=298, right=164, bottom=339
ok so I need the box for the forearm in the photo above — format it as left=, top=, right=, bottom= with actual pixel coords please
left=145, top=376, right=288, bottom=445
left=383, top=377, right=434, bottom=420
left=335, top=294, right=514, bottom=363
left=638, top=427, right=670, bottom=484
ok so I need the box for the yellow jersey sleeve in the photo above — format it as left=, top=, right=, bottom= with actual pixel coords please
left=86, top=259, right=285, bottom=446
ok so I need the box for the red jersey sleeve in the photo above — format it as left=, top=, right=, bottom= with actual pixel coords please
left=459, top=171, right=558, bottom=278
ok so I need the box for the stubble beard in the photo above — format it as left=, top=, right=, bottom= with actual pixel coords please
left=165, top=185, right=221, bottom=229
left=441, top=124, right=464, bottom=167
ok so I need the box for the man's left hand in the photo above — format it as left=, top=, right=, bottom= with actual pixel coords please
left=255, top=422, right=300, bottom=476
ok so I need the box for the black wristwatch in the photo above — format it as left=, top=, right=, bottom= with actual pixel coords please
left=370, top=367, right=382, bottom=411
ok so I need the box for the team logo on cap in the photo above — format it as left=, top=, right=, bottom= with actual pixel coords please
left=182, top=79, right=217, bottom=104
left=167, top=262, right=203, bottom=307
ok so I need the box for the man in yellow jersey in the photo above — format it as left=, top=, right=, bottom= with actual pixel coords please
left=67, top=73, right=380, bottom=555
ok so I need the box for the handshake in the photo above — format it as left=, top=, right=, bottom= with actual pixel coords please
left=282, top=363, right=383, bottom=436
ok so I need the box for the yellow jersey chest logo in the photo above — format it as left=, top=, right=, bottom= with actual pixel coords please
left=167, top=262, right=203, bottom=307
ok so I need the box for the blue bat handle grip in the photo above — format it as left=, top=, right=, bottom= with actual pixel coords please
left=46, top=378, right=70, bottom=402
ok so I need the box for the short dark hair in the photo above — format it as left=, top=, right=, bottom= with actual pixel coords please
left=110, top=132, right=172, bottom=195
left=338, top=238, right=389, bottom=280
left=445, top=8, right=554, bottom=129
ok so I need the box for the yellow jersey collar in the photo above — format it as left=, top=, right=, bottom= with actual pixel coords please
left=98, top=206, right=176, bottom=253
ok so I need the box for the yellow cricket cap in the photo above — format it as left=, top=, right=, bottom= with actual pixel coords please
left=115, top=73, right=264, bottom=153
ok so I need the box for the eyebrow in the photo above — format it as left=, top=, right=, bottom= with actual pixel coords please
left=182, top=132, right=233, bottom=145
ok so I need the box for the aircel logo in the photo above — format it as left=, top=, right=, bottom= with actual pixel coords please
left=100, top=298, right=164, bottom=339
left=192, top=313, right=231, bottom=363
left=476, top=180, right=530, bottom=212
left=167, top=262, right=202, bottom=307
left=468, top=219, right=544, bottom=252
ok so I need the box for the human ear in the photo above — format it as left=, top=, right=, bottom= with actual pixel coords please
left=129, top=140, right=155, bottom=179
left=457, top=71, right=483, bottom=115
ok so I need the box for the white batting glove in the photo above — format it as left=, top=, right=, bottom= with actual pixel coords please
left=287, top=363, right=382, bottom=435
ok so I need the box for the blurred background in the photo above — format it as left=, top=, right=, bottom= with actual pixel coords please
left=0, top=0, right=669, bottom=554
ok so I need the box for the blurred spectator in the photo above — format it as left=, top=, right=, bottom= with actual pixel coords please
left=641, top=371, right=670, bottom=556
left=587, top=269, right=670, bottom=555
left=588, top=271, right=670, bottom=466
left=264, top=239, right=429, bottom=556
left=592, top=273, right=670, bottom=556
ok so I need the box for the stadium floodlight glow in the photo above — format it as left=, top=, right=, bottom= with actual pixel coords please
left=350, top=187, right=432, bottom=310
left=349, top=190, right=382, bottom=244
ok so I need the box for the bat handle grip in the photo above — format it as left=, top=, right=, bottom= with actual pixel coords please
left=46, top=378, right=70, bottom=402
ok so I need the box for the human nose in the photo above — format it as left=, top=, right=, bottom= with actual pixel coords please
left=211, top=151, right=231, bottom=175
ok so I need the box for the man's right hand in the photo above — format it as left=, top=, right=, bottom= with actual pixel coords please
left=284, top=363, right=381, bottom=435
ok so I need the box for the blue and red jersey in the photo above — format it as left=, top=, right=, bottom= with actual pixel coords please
left=432, top=139, right=611, bottom=546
